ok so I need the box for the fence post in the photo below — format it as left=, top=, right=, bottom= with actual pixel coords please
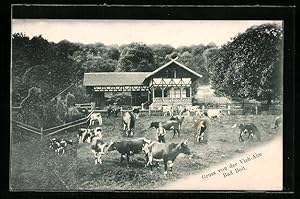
left=40, top=127, right=44, bottom=141
left=227, top=105, right=231, bottom=115
left=255, top=105, right=258, bottom=115
left=120, top=107, right=123, bottom=116
left=141, top=103, right=144, bottom=110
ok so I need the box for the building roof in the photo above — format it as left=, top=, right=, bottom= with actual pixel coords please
left=83, top=58, right=202, bottom=87
left=145, top=57, right=203, bottom=79
left=83, top=72, right=150, bottom=86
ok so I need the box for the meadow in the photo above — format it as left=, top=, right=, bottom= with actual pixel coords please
left=10, top=113, right=281, bottom=191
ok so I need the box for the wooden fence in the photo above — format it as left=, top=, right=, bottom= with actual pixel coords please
left=12, top=103, right=95, bottom=140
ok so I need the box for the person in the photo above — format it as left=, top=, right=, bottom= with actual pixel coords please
left=156, top=122, right=166, bottom=143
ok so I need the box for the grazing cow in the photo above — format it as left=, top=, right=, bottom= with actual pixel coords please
left=193, top=118, right=210, bottom=143
left=203, top=109, right=226, bottom=121
left=272, top=116, right=282, bottom=130
left=170, top=115, right=185, bottom=129
left=89, top=113, right=102, bottom=127
left=142, top=140, right=191, bottom=176
left=122, top=112, right=136, bottom=137
left=232, top=123, right=261, bottom=142
left=161, top=106, right=174, bottom=116
left=49, top=138, right=73, bottom=154
left=150, top=120, right=181, bottom=138
left=107, top=137, right=151, bottom=164
left=90, top=135, right=108, bottom=165
left=132, top=108, right=140, bottom=119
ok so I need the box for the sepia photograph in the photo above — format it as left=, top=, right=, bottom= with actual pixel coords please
left=10, top=17, right=284, bottom=191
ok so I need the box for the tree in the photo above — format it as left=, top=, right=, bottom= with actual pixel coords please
left=150, top=44, right=175, bottom=68
left=81, top=57, right=117, bottom=72
left=117, top=43, right=155, bottom=72
left=208, top=23, right=283, bottom=105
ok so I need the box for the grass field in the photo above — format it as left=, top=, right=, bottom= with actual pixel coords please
left=10, top=114, right=282, bottom=191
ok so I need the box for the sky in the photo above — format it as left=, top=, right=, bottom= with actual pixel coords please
left=12, top=20, right=282, bottom=48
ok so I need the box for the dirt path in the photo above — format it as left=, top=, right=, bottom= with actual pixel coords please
left=159, top=134, right=282, bottom=190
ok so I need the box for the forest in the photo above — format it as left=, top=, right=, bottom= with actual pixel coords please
left=12, top=23, right=283, bottom=128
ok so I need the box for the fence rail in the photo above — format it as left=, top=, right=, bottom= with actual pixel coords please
left=12, top=103, right=95, bottom=139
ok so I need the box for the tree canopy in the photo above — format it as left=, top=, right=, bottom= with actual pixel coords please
left=207, top=23, right=283, bottom=104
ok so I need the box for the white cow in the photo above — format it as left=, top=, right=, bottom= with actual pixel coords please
left=204, top=109, right=226, bottom=121
left=161, top=106, right=174, bottom=116
left=89, top=113, right=102, bottom=127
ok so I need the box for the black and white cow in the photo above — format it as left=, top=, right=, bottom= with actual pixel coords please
left=132, top=108, right=140, bottom=119
left=78, top=126, right=102, bottom=143
left=232, top=123, right=261, bottom=142
left=90, top=135, right=108, bottom=165
left=107, top=106, right=121, bottom=118
left=49, top=138, right=74, bottom=155
left=142, top=139, right=191, bottom=176
left=89, top=113, right=102, bottom=127
left=193, top=118, right=209, bottom=143
left=122, top=112, right=136, bottom=137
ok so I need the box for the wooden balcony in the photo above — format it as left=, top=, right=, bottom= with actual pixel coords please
left=153, top=97, right=191, bottom=103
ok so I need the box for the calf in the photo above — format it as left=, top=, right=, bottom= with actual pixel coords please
left=107, top=137, right=151, bottom=165
left=90, top=135, right=108, bottom=165
left=232, top=123, right=261, bottom=142
left=150, top=120, right=181, bottom=138
left=49, top=138, right=73, bottom=155
left=142, top=139, right=191, bottom=176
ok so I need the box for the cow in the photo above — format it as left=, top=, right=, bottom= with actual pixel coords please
left=132, top=108, right=140, bottom=119
left=232, top=123, right=261, bottom=142
left=122, top=111, right=136, bottom=137
left=49, top=138, right=73, bottom=155
left=150, top=120, right=181, bottom=138
left=78, top=128, right=89, bottom=143
left=107, top=137, right=152, bottom=165
left=161, top=106, right=174, bottom=116
left=107, top=105, right=121, bottom=118
left=142, top=139, right=191, bottom=176
left=272, top=116, right=282, bottom=130
left=170, top=115, right=185, bottom=129
left=90, top=135, right=108, bottom=165
left=193, top=118, right=210, bottom=143
left=89, top=113, right=102, bottom=127
left=202, top=109, right=226, bottom=121
left=78, top=126, right=102, bottom=143
left=178, top=106, right=190, bottom=116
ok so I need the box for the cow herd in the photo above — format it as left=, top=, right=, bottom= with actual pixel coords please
left=47, top=105, right=283, bottom=177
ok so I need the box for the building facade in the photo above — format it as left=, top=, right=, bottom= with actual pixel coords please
left=83, top=58, right=202, bottom=109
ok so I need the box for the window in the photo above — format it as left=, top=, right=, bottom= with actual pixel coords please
left=186, top=87, right=191, bottom=97
left=154, top=87, right=162, bottom=97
